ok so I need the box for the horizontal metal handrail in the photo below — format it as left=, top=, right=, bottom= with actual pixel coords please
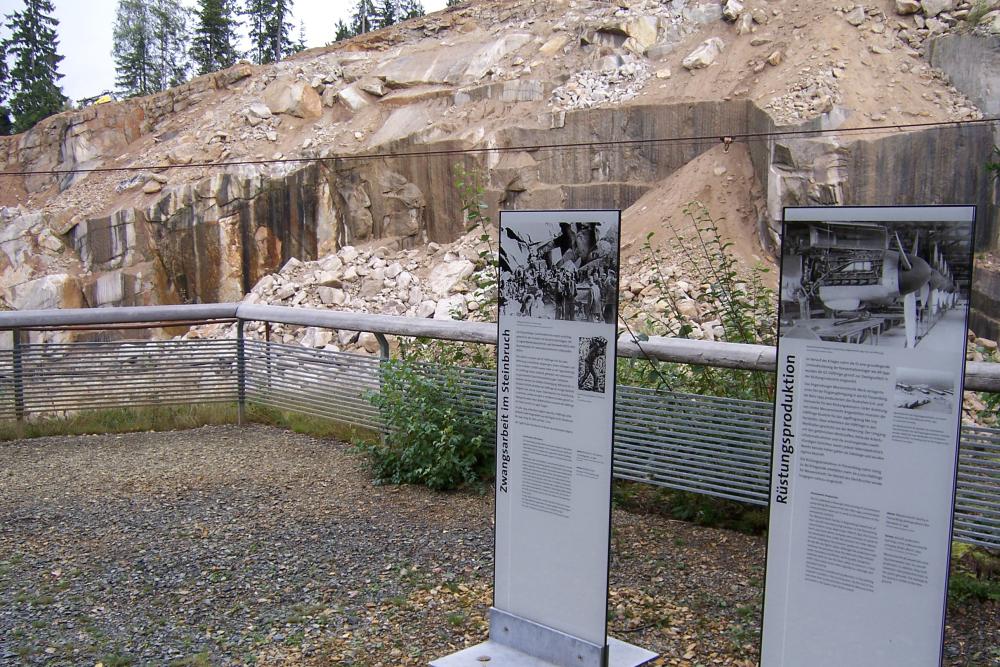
left=0, top=303, right=996, bottom=548
left=2, top=304, right=997, bottom=391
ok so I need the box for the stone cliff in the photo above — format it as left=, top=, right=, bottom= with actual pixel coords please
left=0, top=0, right=996, bottom=327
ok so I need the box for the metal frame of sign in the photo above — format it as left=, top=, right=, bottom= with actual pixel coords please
left=760, top=205, right=977, bottom=667
left=432, top=210, right=655, bottom=667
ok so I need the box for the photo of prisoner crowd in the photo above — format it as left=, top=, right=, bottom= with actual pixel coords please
left=499, top=220, right=619, bottom=324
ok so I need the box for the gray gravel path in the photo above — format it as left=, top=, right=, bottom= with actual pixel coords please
left=0, top=425, right=995, bottom=666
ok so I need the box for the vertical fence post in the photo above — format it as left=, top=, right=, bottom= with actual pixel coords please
left=374, top=332, right=390, bottom=445
left=12, top=328, right=24, bottom=422
left=237, top=319, right=246, bottom=426
left=375, top=333, right=389, bottom=360
left=264, top=321, right=272, bottom=392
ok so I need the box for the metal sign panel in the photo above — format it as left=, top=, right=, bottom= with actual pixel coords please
left=762, top=206, right=977, bottom=667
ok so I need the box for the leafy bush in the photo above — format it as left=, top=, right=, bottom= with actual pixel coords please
left=362, top=360, right=494, bottom=491
left=949, top=542, right=1000, bottom=602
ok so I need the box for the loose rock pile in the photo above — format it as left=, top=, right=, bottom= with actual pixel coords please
left=551, top=59, right=652, bottom=110
left=186, top=230, right=497, bottom=354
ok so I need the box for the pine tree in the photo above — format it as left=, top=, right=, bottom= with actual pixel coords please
left=113, top=0, right=152, bottom=97
left=243, top=0, right=295, bottom=65
left=399, top=0, right=425, bottom=19
left=0, top=36, right=11, bottom=135
left=113, top=0, right=189, bottom=97
left=291, top=20, right=307, bottom=54
left=2, top=0, right=67, bottom=134
left=375, top=0, right=397, bottom=29
left=350, top=0, right=376, bottom=36
left=333, top=19, right=351, bottom=42
left=149, top=0, right=189, bottom=89
left=191, top=0, right=240, bottom=76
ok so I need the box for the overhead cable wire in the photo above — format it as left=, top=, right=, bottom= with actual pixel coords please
left=0, top=115, right=996, bottom=178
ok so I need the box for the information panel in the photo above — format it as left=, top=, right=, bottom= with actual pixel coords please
left=761, top=206, right=976, bottom=667
left=494, top=210, right=621, bottom=648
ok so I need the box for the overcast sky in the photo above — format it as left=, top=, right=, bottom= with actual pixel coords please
left=0, top=0, right=448, bottom=103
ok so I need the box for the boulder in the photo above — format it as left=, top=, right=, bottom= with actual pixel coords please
left=845, top=6, right=867, bottom=26
left=247, top=102, right=273, bottom=120
left=339, top=245, right=359, bottom=263
left=359, top=277, right=383, bottom=298
left=676, top=298, right=701, bottom=319
left=359, top=331, right=381, bottom=354
left=263, top=78, right=323, bottom=119
left=426, top=259, right=475, bottom=296
left=338, top=329, right=360, bottom=346
left=142, top=180, right=163, bottom=194
left=358, top=77, right=386, bottom=96
left=723, top=0, right=745, bottom=22
left=539, top=33, right=571, bottom=56
left=416, top=300, right=437, bottom=318
left=736, top=12, right=754, bottom=35
left=300, top=327, right=333, bottom=348
left=317, top=272, right=343, bottom=288
left=894, top=0, right=922, bottom=14
left=318, top=286, right=347, bottom=305
left=976, top=337, right=998, bottom=351
left=921, top=0, right=954, bottom=16
left=7, top=273, right=84, bottom=311
left=682, top=38, right=725, bottom=70
left=624, top=16, right=659, bottom=54
left=433, top=294, right=468, bottom=320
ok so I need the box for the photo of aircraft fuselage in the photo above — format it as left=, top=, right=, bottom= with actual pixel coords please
left=779, top=220, right=970, bottom=349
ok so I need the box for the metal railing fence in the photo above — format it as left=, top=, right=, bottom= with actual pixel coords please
left=0, top=303, right=997, bottom=548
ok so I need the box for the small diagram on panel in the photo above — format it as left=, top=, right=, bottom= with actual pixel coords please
left=499, top=220, right=619, bottom=323
left=578, top=336, right=608, bottom=393
left=894, top=367, right=956, bottom=415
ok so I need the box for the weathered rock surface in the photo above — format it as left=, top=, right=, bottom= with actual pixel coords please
left=263, top=78, right=323, bottom=118
left=0, top=0, right=993, bottom=323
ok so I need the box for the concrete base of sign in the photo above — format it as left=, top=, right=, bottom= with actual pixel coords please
left=430, top=608, right=657, bottom=667
left=429, top=637, right=656, bottom=667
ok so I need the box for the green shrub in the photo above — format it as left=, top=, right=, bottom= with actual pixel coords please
left=362, top=360, right=494, bottom=491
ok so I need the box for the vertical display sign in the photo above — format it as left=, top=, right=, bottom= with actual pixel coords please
left=494, top=210, right=621, bottom=658
left=761, top=206, right=977, bottom=667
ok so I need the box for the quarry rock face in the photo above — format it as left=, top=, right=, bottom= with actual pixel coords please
left=0, top=0, right=994, bottom=326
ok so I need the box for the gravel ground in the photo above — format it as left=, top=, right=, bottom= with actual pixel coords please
left=0, top=425, right=996, bottom=666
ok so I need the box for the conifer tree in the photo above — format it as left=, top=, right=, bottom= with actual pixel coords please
left=243, top=0, right=295, bottom=64
left=113, top=0, right=153, bottom=97
left=375, top=0, right=397, bottom=29
left=334, top=19, right=351, bottom=42
left=2, top=0, right=67, bottom=134
left=113, top=0, right=189, bottom=97
left=150, top=0, right=189, bottom=89
left=350, top=0, right=376, bottom=36
left=399, top=0, right=425, bottom=19
left=191, top=0, right=240, bottom=75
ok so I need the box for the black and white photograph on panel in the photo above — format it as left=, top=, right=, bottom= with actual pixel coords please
left=778, top=216, right=974, bottom=350
left=894, top=367, right=957, bottom=415
left=498, top=220, right=619, bottom=323
left=577, top=336, right=608, bottom=393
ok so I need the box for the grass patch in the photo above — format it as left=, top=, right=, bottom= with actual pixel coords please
left=0, top=402, right=379, bottom=445
left=247, top=404, right=378, bottom=443
left=0, top=403, right=238, bottom=441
